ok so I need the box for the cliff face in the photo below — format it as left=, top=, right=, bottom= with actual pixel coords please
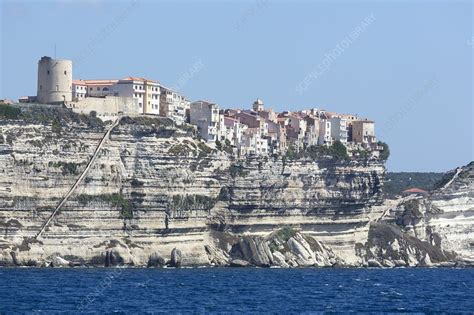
left=361, top=162, right=474, bottom=267
left=0, top=110, right=387, bottom=266
left=0, top=109, right=470, bottom=267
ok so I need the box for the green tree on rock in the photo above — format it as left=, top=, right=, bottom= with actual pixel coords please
left=378, top=141, right=390, bottom=161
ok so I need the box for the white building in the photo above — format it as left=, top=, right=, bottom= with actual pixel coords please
left=318, top=119, right=332, bottom=145
left=71, top=77, right=160, bottom=115
left=160, top=86, right=190, bottom=124
left=189, top=101, right=222, bottom=142
left=328, top=117, right=349, bottom=143
left=115, top=77, right=160, bottom=115
left=72, top=80, right=87, bottom=101
left=239, top=128, right=269, bottom=156
left=223, top=116, right=245, bottom=147
left=81, top=79, right=117, bottom=98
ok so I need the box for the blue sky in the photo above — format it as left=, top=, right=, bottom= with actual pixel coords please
left=1, top=0, right=472, bottom=172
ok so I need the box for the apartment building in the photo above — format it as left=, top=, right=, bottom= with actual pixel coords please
left=159, top=86, right=190, bottom=124
left=351, top=120, right=376, bottom=148
left=189, top=101, right=222, bottom=142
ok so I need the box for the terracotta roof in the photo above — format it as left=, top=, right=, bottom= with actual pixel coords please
left=73, top=79, right=118, bottom=86
left=224, top=116, right=238, bottom=126
left=403, top=188, right=428, bottom=194
left=121, top=76, right=158, bottom=83
left=72, top=79, right=87, bottom=85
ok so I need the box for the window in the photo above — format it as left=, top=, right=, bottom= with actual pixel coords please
left=47, top=70, right=50, bottom=75
left=64, top=71, right=67, bottom=75
left=97, top=87, right=100, bottom=91
left=103, top=87, right=109, bottom=91
left=40, top=85, right=42, bottom=90
left=139, top=103, right=142, bottom=107
left=90, top=87, right=92, bottom=91
left=56, top=85, right=59, bottom=91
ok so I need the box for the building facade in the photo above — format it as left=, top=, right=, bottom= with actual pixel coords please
left=159, top=86, right=190, bottom=124
left=328, top=117, right=349, bottom=143
left=189, top=101, right=221, bottom=142
left=351, top=120, right=376, bottom=147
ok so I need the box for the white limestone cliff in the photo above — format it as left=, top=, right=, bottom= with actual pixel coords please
left=0, top=107, right=471, bottom=267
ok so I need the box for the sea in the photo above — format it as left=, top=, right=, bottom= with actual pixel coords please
left=0, top=268, right=473, bottom=313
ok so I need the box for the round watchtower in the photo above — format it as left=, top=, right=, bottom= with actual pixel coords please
left=37, top=56, right=72, bottom=104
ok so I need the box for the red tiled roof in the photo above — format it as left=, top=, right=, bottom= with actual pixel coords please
left=403, top=188, right=428, bottom=194
left=121, top=76, right=157, bottom=83
left=73, top=79, right=118, bottom=86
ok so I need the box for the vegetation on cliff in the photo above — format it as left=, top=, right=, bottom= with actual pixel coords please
left=169, top=194, right=217, bottom=216
left=384, top=172, right=444, bottom=196
left=76, top=193, right=133, bottom=219
left=0, top=105, right=104, bottom=130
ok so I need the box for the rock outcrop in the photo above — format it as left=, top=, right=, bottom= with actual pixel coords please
left=0, top=107, right=471, bottom=267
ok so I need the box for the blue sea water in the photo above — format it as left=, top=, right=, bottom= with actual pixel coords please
left=0, top=268, right=473, bottom=313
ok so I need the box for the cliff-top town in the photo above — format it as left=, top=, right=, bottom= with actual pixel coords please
left=1, top=56, right=383, bottom=158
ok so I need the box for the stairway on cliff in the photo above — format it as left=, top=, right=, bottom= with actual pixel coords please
left=34, top=117, right=122, bottom=239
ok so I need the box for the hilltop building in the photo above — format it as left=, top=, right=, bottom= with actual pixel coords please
left=21, top=56, right=383, bottom=158
left=37, top=56, right=72, bottom=103
left=189, top=101, right=223, bottom=142
left=160, top=86, right=190, bottom=125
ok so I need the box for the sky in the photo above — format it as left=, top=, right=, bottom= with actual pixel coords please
left=1, top=0, right=472, bottom=172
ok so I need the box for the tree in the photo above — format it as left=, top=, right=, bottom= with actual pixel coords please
left=215, top=139, right=222, bottom=150
left=285, top=144, right=298, bottom=160
left=331, top=140, right=349, bottom=160
left=378, top=141, right=390, bottom=161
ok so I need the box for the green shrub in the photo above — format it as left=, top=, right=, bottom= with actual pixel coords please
left=229, top=164, right=249, bottom=177
left=51, top=118, right=62, bottom=135
left=285, top=144, right=299, bottom=160
left=272, top=226, right=297, bottom=243
left=215, top=140, right=222, bottom=150
left=75, top=193, right=133, bottom=219
left=168, top=143, right=193, bottom=156
left=197, top=142, right=213, bottom=156
left=49, top=161, right=82, bottom=175
left=102, top=193, right=133, bottom=219
left=378, top=141, right=390, bottom=161
left=169, top=194, right=217, bottom=213
left=130, top=178, right=144, bottom=187
left=331, top=140, right=349, bottom=159
left=0, top=105, right=21, bottom=119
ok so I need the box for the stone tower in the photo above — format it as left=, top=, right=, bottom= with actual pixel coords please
left=37, top=56, right=72, bottom=104
left=252, top=98, right=264, bottom=112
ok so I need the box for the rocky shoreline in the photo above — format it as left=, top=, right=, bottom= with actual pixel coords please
left=0, top=108, right=472, bottom=268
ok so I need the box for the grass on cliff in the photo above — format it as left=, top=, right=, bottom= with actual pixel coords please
left=272, top=226, right=297, bottom=242
left=267, top=226, right=298, bottom=253
left=0, top=105, right=21, bottom=119
left=229, top=164, right=249, bottom=177
left=49, top=161, right=84, bottom=176
left=76, top=193, right=133, bottom=219
left=0, top=105, right=104, bottom=130
left=169, top=194, right=217, bottom=216
left=384, top=172, right=444, bottom=196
